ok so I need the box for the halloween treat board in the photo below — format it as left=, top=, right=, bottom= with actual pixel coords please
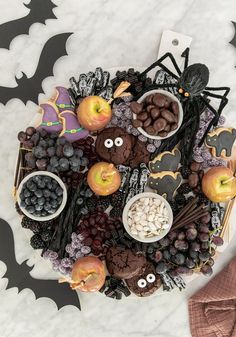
left=11, top=39, right=236, bottom=305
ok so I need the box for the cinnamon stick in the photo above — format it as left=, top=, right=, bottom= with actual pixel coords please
left=173, top=197, right=198, bottom=224
left=172, top=211, right=209, bottom=230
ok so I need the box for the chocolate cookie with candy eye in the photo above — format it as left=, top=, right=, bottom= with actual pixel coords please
left=95, top=127, right=132, bottom=165
left=127, top=136, right=150, bottom=168
left=125, top=262, right=162, bottom=297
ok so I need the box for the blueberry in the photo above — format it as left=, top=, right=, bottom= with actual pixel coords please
left=56, top=186, right=63, bottom=196
left=47, top=139, right=55, bottom=147
left=20, top=191, right=25, bottom=200
left=24, top=189, right=31, bottom=198
left=59, top=158, right=69, bottom=171
left=41, top=210, right=47, bottom=216
left=47, top=182, right=53, bottom=190
left=47, top=208, right=56, bottom=214
left=58, top=196, right=63, bottom=205
left=25, top=197, right=32, bottom=206
left=38, top=139, right=47, bottom=148
left=63, top=144, right=74, bottom=158
left=50, top=156, right=59, bottom=168
left=74, top=149, right=83, bottom=158
left=28, top=182, right=37, bottom=192
left=33, top=176, right=41, bottom=183
left=26, top=206, right=35, bottom=214
left=44, top=202, right=52, bottom=211
left=51, top=200, right=58, bottom=208
left=34, top=189, right=43, bottom=198
left=20, top=201, right=26, bottom=208
left=43, top=176, right=51, bottom=184
left=50, top=192, right=57, bottom=200
left=52, top=180, right=58, bottom=190
left=34, top=211, right=42, bottom=217
left=31, top=196, right=37, bottom=204
left=43, top=189, right=51, bottom=198
left=37, top=180, right=46, bottom=189
left=35, top=204, right=43, bottom=211
left=38, top=197, right=45, bottom=206
left=57, top=137, right=67, bottom=145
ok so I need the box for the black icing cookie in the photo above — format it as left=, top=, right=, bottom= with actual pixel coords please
left=205, top=127, right=236, bottom=157
left=125, top=262, right=162, bottom=297
left=148, top=171, right=182, bottom=200
left=149, top=148, right=181, bottom=173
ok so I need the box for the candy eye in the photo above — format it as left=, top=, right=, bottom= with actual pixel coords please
left=104, top=139, right=114, bottom=148
left=137, top=279, right=147, bottom=288
left=146, top=273, right=156, bottom=283
left=114, top=137, right=123, bottom=147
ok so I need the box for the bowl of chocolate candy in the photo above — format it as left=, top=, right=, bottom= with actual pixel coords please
left=130, top=90, right=183, bottom=140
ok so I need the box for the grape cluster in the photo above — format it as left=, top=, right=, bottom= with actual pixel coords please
left=18, top=127, right=90, bottom=183
left=75, top=211, right=123, bottom=257
left=192, top=108, right=226, bottom=168
left=21, top=216, right=55, bottom=249
left=150, top=216, right=223, bottom=277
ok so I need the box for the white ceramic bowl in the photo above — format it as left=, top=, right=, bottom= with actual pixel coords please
left=122, top=192, right=173, bottom=243
left=133, top=89, right=183, bottom=140
left=17, top=171, right=67, bottom=221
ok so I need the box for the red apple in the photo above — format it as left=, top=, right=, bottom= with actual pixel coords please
left=87, top=162, right=121, bottom=196
left=202, top=167, right=236, bottom=202
left=76, top=96, right=112, bottom=131
left=70, top=256, right=106, bottom=292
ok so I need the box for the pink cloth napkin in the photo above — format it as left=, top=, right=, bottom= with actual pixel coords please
left=189, top=257, right=236, bottom=337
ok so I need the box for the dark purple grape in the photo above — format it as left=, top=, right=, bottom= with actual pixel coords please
left=186, top=228, right=197, bottom=241
left=200, top=264, right=213, bottom=276
left=185, top=257, right=195, bottom=269
left=25, top=152, right=36, bottom=168
left=33, top=146, right=47, bottom=159
left=210, top=247, right=216, bottom=256
left=18, top=131, right=27, bottom=142
left=169, top=245, right=178, bottom=256
left=24, top=140, right=34, bottom=149
left=172, top=253, right=185, bottom=265
left=163, top=250, right=171, bottom=260
left=156, top=262, right=168, bottom=274
left=178, top=232, right=185, bottom=240
left=159, top=237, right=170, bottom=248
left=174, top=240, right=188, bottom=251
left=189, top=250, right=199, bottom=260
left=200, top=212, right=211, bottom=224
left=38, top=129, right=48, bottom=138
left=26, top=126, right=36, bottom=136
left=56, top=145, right=63, bottom=157
left=190, top=242, right=201, bottom=252
left=168, top=230, right=177, bottom=241
left=201, top=242, right=209, bottom=251
left=59, top=158, right=69, bottom=171
left=207, top=258, right=214, bottom=266
left=57, top=137, right=67, bottom=146
left=63, top=144, right=74, bottom=158
left=176, top=266, right=194, bottom=275
left=47, top=147, right=56, bottom=157
left=198, top=224, right=210, bottom=233
left=38, top=139, right=48, bottom=148
left=198, top=233, right=209, bottom=242
left=199, top=251, right=210, bottom=262
left=154, top=250, right=163, bottom=263
left=36, top=158, right=48, bottom=170
left=212, top=236, right=224, bottom=246
left=50, top=156, right=59, bottom=168
left=31, top=132, right=40, bottom=145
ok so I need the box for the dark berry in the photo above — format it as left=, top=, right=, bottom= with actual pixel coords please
left=30, top=234, right=45, bottom=249
left=175, top=194, right=186, bottom=206
left=41, top=230, right=52, bottom=242
left=177, top=183, right=192, bottom=194
left=179, top=166, right=191, bottom=179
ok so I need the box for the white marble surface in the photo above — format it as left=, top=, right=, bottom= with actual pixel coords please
left=0, top=0, right=236, bottom=336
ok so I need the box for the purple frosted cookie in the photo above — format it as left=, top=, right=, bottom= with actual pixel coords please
left=59, top=110, right=89, bottom=142
left=38, top=102, right=62, bottom=133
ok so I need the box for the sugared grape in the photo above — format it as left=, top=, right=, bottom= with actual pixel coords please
left=212, top=236, right=224, bottom=246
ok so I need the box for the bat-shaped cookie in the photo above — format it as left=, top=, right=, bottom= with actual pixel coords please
left=205, top=127, right=236, bottom=157
left=0, top=0, right=57, bottom=49
left=0, top=218, right=81, bottom=310
left=0, top=32, right=72, bottom=105
left=230, top=21, right=236, bottom=51
left=148, top=172, right=182, bottom=200
left=149, top=148, right=181, bottom=173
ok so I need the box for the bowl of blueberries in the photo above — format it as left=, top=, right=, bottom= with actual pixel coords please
left=17, top=171, right=67, bottom=221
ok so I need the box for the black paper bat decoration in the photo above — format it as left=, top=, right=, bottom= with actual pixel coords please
left=0, top=32, right=72, bottom=105
left=0, top=0, right=57, bottom=49
left=0, top=218, right=81, bottom=310
left=230, top=21, right=236, bottom=50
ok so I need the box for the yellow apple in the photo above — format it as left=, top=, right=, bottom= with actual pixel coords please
left=87, top=162, right=121, bottom=196
left=202, top=167, right=236, bottom=202
left=76, top=96, right=112, bottom=131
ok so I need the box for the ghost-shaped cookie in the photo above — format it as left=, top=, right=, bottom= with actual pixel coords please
left=125, top=262, right=162, bottom=297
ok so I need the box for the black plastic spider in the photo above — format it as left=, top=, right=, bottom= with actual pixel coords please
left=133, top=48, right=230, bottom=165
